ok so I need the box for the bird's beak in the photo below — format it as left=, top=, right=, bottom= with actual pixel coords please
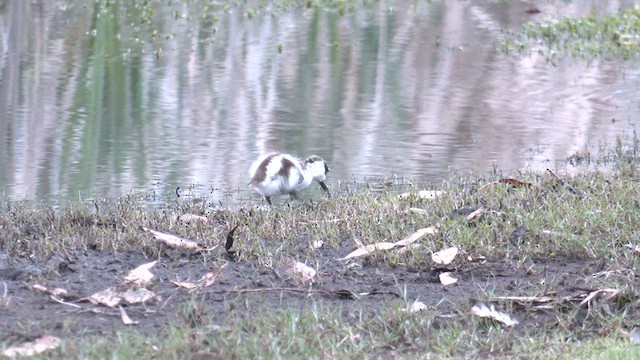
left=319, top=181, right=331, bottom=198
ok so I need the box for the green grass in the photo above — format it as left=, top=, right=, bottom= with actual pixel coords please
left=505, top=6, right=640, bottom=59
left=2, top=140, right=640, bottom=359
left=37, top=302, right=640, bottom=359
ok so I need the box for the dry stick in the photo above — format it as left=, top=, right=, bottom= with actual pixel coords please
left=227, top=287, right=322, bottom=294
left=202, top=287, right=400, bottom=298
left=546, top=168, right=563, bottom=183
left=50, top=295, right=82, bottom=309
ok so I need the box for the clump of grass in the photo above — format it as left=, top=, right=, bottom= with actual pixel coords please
left=77, top=0, right=379, bottom=61
left=504, top=6, right=640, bottom=59
left=40, top=296, right=640, bottom=359
left=1, top=148, right=639, bottom=271
left=2, top=138, right=640, bottom=359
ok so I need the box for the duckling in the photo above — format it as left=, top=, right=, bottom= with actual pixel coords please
left=249, top=153, right=330, bottom=205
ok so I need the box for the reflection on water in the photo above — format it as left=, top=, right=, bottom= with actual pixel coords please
left=0, top=0, right=639, bottom=204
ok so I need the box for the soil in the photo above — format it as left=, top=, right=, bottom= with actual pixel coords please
left=0, top=237, right=612, bottom=344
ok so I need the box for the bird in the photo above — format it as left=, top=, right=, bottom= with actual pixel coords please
left=248, top=152, right=330, bottom=205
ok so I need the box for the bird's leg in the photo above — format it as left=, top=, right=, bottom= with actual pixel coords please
left=318, top=181, right=331, bottom=198
left=265, top=196, right=272, bottom=206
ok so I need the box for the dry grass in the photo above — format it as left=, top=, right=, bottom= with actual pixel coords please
left=2, top=142, right=640, bottom=359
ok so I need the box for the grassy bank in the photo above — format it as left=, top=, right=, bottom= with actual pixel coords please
left=506, top=5, right=640, bottom=59
left=1, top=142, right=640, bottom=359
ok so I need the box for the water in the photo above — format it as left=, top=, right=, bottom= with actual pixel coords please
left=1, top=0, right=639, bottom=204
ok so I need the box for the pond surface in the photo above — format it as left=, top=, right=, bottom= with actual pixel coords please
left=1, top=0, right=639, bottom=204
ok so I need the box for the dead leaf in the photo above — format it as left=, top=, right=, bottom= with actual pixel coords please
left=284, top=260, right=317, bottom=283
left=119, top=306, right=139, bottom=325
left=625, top=243, right=640, bottom=254
left=84, top=286, right=157, bottom=308
left=339, top=227, right=437, bottom=260
left=394, top=227, right=437, bottom=247
left=399, top=190, right=445, bottom=199
left=31, top=284, right=69, bottom=297
left=171, top=280, right=199, bottom=289
left=338, top=242, right=396, bottom=260
left=171, top=263, right=228, bottom=289
left=197, top=263, right=228, bottom=288
left=630, top=327, right=640, bottom=344
left=541, top=229, right=565, bottom=237
left=199, top=271, right=223, bottom=288
left=31, top=284, right=48, bottom=293
left=3, top=335, right=61, bottom=357
left=579, top=288, right=621, bottom=307
left=409, top=208, right=429, bottom=215
left=407, top=301, right=427, bottom=313
left=465, top=208, right=486, bottom=222
left=439, top=272, right=458, bottom=286
left=432, top=247, right=459, bottom=265
left=124, top=260, right=158, bottom=285
left=467, top=255, right=487, bottom=263
left=470, top=302, right=519, bottom=327
left=142, top=226, right=216, bottom=252
left=177, top=213, right=209, bottom=224
left=122, top=287, right=157, bottom=305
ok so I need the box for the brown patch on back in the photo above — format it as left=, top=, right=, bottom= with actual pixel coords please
left=278, top=157, right=299, bottom=183
left=249, top=154, right=277, bottom=186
